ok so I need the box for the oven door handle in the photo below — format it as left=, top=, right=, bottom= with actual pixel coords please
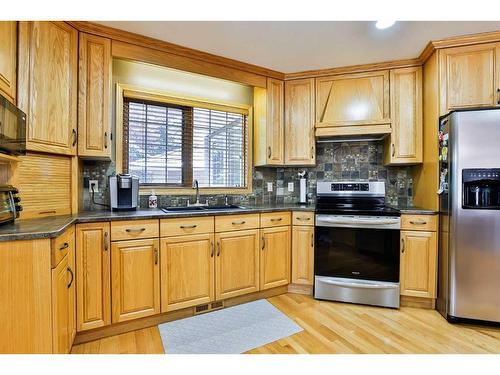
left=317, top=278, right=399, bottom=290
left=318, top=218, right=399, bottom=225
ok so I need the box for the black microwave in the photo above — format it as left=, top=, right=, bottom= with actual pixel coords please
left=0, top=93, right=26, bottom=155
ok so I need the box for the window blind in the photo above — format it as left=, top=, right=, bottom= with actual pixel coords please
left=123, top=98, right=247, bottom=189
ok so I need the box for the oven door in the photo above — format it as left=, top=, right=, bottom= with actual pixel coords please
left=314, top=215, right=401, bottom=283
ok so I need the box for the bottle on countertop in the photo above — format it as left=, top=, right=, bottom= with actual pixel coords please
left=148, top=190, right=158, bottom=208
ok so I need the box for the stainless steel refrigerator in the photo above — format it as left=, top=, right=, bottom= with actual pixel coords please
left=437, top=108, right=500, bottom=324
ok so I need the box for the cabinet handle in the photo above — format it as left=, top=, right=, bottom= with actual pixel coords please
left=59, top=242, right=69, bottom=251
left=104, top=232, right=108, bottom=251
left=67, top=267, right=74, bottom=289
left=217, top=241, right=221, bottom=257
left=401, top=238, right=405, bottom=253
left=262, top=236, right=265, bottom=250
left=154, top=248, right=158, bottom=265
left=232, top=220, right=246, bottom=225
left=125, top=228, right=146, bottom=233
left=391, top=144, right=395, bottom=157
left=268, top=146, right=272, bottom=159
left=311, top=146, right=315, bottom=159
left=72, top=129, right=77, bottom=147
left=297, top=217, right=311, bottom=221
left=211, top=241, right=214, bottom=257
left=270, top=217, right=283, bottom=222
left=409, top=220, right=427, bottom=225
left=104, top=132, right=108, bottom=149
left=311, top=233, right=314, bottom=247
left=39, top=210, right=56, bottom=215
left=497, top=88, right=500, bottom=105
left=180, top=224, right=197, bottom=229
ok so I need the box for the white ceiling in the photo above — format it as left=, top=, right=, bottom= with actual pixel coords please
left=98, top=21, right=500, bottom=73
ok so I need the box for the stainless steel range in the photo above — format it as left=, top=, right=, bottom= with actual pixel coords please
left=314, top=181, right=401, bottom=308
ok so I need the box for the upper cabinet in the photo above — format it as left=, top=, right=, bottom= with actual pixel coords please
left=384, top=67, right=423, bottom=165
left=18, top=21, right=78, bottom=155
left=78, top=33, right=112, bottom=159
left=315, top=70, right=391, bottom=137
left=0, top=22, right=17, bottom=103
left=254, top=78, right=284, bottom=166
left=284, top=78, right=315, bottom=165
left=439, top=43, right=500, bottom=115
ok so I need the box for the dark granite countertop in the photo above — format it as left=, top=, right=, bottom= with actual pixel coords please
left=388, top=205, right=438, bottom=215
left=0, top=204, right=315, bottom=242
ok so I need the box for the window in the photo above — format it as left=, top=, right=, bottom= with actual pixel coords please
left=123, top=98, right=248, bottom=189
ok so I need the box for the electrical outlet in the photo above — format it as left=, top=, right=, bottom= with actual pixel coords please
left=267, top=182, right=273, bottom=192
left=89, top=179, right=99, bottom=193
left=288, top=182, right=294, bottom=192
left=277, top=187, right=284, bottom=196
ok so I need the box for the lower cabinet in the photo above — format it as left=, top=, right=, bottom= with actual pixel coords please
left=68, top=238, right=76, bottom=344
left=160, top=234, right=215, bottom=312
left=51, top=254, right=72, bottom=354
left=111, top=239, right=160, bottom=323
left=215, top=229, right=260, bottom=300
left=76, top=222, right=111, bottom=331
left=291, top=225, right=314, bottom=285
left=400, top=230, right=438, bottom=298
left=260, top=226, right=291, bottom=290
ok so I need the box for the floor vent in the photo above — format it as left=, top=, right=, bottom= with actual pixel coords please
left=194, top=304, right=209, bottom=314
left=211, top=301, right=224, bottom=310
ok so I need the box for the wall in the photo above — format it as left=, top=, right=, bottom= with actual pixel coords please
left=82, top=140, right=413, bottom=210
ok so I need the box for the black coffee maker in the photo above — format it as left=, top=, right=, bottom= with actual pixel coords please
left=109, top=174, right=139, bottom=211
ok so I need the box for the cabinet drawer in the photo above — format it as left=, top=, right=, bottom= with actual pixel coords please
left=401, top=214, right=437, bottom=232
left=111, top=219, right=159, bottom=241
left=260, top=211, right=291, bottom=228
left=161, top=216, right=214, bottom=237
left=51, top=225, right=74, bottom=268
left=215, top=214, right=259, bottom=232
left=292, top=211, right=315, bottom=226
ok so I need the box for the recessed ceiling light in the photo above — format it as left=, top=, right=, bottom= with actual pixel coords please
left=375, top=20, right=396, bottom=30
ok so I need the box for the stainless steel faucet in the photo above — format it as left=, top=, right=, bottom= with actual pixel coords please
left=191, top=179, right=201, bottom=206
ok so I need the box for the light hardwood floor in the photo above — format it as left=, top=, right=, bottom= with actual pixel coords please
left=71, top=293, right=500, bottom=354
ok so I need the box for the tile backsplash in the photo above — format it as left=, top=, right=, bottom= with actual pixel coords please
left=82, top=141, right=413, bottom=210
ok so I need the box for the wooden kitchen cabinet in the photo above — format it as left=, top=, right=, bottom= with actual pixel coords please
left=439, top=43, right=500, bottom=114
left=78, top=33, right=112, bottom=158
left=315, top=70, right=391, bottom=136
left=0, top=21, right=17, bottom=103
left=111, top=238, right=160, bottom=323
left=215, top=229, right=260, bottom=300
left=260, top=226, right=291, bottom=290
left=76, top=222, right=111, bottom=331
left=400, top=230, right=438, bottom=299
left=284, top=78, right=316, bottom=165
left=67, top=233, right=76, bottom=346
left=384, top=67, right=423, bottom=165
left=254, top=78, right=284, bottom=166
left=17, top=21, right=78, bottom=155
left=51, top=254, right=71, bottom=354
left=291, top=225, right=314, bottom=286
left=160, top=234, right=215, bottom=312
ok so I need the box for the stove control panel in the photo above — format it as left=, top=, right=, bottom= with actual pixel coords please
left=331, top=183, right=370, bottom=192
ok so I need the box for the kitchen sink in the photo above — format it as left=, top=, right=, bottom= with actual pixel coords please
left=161, top=205, right=245, bottom=213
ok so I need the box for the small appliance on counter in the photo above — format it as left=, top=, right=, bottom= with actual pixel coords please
left=0, top=93, right=27, bottom=156
left=109, top=174, right=139, bottom=211
left=0, top=185, right=22, bottom=225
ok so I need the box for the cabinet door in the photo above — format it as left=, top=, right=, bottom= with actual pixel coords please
left=215, top=229, right=260, bottom=300
left=400, top=231, right=438, bottom=298
left=316, top=70, right=390, bottom=127
left=78, top=33, right=112, bottom=158
left=291, top=226, right=314, bottom=285
left=260, top=226, right=291, bottom=290
left=111, top=239, right=160, bottom=323
left=160, top=234, right=215, bottom=312
left=284, top=78, right=315, bottom=165
left=51, top=255, right=71, bottom=354
left=18, top=21, right=78, bottom=155
left=67, top=229, right=76, bottom=347
left=266, top=78, right=285, bottom=165
left=76, top=222, right=111, bottom=331
left=384, top=67, right=423, bottom=165
left=440, top=43, right=498, bottom=114
left=0, top=21, right=17, bottom=103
